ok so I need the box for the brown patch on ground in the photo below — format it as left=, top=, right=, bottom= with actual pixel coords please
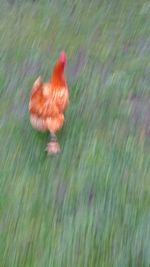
left=130, top=95, right=150, bottom=133
left=129, top=95, right=150, bottom=143
left=68, top=48, right=88, bottom=81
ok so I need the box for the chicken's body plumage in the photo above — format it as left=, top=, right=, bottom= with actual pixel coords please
left=29, top=51, right=69, bottom=154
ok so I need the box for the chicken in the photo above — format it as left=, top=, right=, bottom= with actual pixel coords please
left=29, top=51, right=69, bottom=154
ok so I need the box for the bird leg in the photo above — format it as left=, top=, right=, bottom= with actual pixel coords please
left=46, top=132, right=60, bottom=154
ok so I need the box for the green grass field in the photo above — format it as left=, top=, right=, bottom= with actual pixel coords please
left=1, top=0, right=150, bottom=266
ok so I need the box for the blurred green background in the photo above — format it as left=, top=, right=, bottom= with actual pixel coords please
left=0, top=0, right=150, bottom=266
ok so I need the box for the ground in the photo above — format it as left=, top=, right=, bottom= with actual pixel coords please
left=0, top=0, right=150, bottom=266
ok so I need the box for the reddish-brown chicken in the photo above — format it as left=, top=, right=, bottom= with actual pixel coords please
left=29, top=51, right=69, bottom=154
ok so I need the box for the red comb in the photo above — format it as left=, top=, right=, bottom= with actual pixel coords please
left=60, top=51, right=67, bottom=64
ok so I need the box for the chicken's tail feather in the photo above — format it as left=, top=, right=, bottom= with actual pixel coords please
left=33, top=76, right=42, bottom=87
left=31, top=76, right=43, bottom=96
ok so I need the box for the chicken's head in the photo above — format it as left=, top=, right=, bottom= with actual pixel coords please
left=59, top=51, right=67, bottom=65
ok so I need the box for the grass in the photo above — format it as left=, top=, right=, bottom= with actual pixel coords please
left=0, top=0, right=150, bottom=266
